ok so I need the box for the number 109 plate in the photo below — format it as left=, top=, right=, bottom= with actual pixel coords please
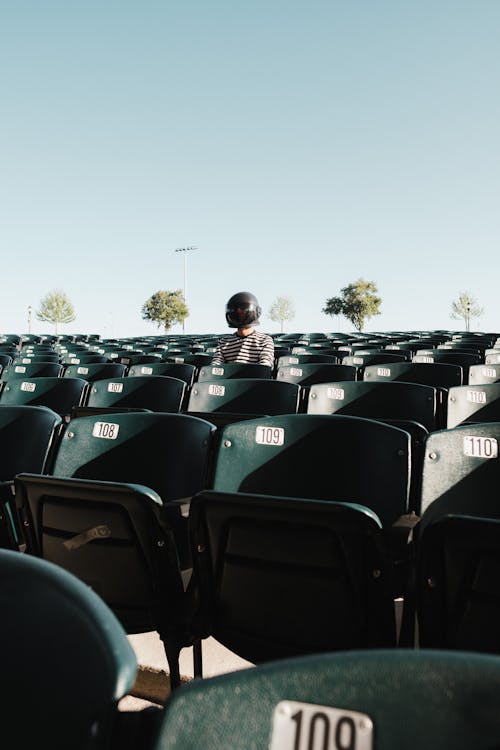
left=270, top=700, right=373, bottom=750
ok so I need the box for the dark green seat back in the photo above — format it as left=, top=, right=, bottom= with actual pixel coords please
left=187, top=379, right=300, bottom=416
left=197, top=363, right=273, bottom=381
left=51, top=411, right=214, bottom=503
left=86, top=376, right=186, bottom=412
left=155, top=649, right=500, bottom=750
left=212, top=414, right=410, bottom=526
left=447, top=383, right=500, bottom=427
left=190, top=490, right=396, bottom=665
left=63, top=362, right=127, bottom=381
left=417, top=515, right=500, bottom=651
left=0, top=377, right=88, bottom=416
left=307, top=380, right=440, bottom=431
left=128, top=362, right=196, bottom=386
left=0, top=548, right=137, bottom=749
left=418, top=422, right=500, bottom=523
left=468, top=363, right=500, bottom=384
left=0, top=404, right=61, bottom=482
left=275, top=363, right=357, bottom=386
left=1, top=362, right=63, bottom=380
left=363, top=361, right=463, bottom=387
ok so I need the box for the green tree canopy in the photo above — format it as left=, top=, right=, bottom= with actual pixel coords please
left=323, top=278, right=381, bottom=332
left=141, top=290, right=189, bottom=332
left=268, top=295, right=296, bottom=333
left=450, top=291, right=483, bottom=332
left=36, top=289, right=76, bottom=334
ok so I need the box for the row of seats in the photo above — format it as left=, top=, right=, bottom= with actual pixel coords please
left=2, top=405, right=500, bottom=692
left=1, top=369, right=500, bottom=438
left=5, top=542, right=500, bottom=748
left=1, top=330, right=500, bottom=746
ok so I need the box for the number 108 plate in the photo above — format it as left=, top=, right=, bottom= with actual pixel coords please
left=270, top=700, right=373, bottom=750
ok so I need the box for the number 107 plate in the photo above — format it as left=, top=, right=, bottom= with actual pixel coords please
left=270, top=700, right=373, bottom=750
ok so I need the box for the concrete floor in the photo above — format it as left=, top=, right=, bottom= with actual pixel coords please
left=119, top=633, right=254, bottom=710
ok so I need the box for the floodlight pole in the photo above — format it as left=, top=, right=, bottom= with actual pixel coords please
left=174, top=246, right=197, bottom=333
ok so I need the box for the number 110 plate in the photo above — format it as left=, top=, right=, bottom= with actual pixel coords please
left=270, top=700, right=373, bottom=750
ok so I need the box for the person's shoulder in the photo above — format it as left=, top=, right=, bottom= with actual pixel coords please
left=217, top=333, right=236, bottom=343
left=255, top=330, right=274, bottom=343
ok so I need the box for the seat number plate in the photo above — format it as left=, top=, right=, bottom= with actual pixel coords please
left=208, top=384, right=225, bottom=396
left=270, top=700, right=373, bottom=750
left=107, top=382, right=124, bottom=393
left=255, top=426, right=285, bottom=445
left=20, top=382, right=36, bottom=392
left=463, top=435, right=498, bottom=459
left=327, top=387, right=344, bottom=400
left=92, top=422, right=120, bottom=439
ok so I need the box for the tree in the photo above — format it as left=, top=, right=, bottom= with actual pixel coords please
left=268, top=295, right=295, bottom=333
left=450, top=291, right=483, bottom=332
left=322, top=278, right=381, bottom=332
left=141, top=290, right=189, bottom=332
left=36, top=289, right=76, bottom=334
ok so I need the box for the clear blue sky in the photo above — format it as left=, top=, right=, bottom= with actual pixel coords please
left=2, top=1, right=499, bottom=338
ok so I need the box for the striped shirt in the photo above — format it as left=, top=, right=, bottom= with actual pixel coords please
left=211, top=330, right=275, bottom=366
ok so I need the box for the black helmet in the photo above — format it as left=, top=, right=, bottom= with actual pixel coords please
left=225, top=291, right=262, bottom=328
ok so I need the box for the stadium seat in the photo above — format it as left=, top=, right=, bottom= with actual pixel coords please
left=127, top=362, right=196, bottom=387
left=1, top=362, right=64, bottom=380
left=15, top=477, right=201, bottom=693
left=197, top=363, right=273, bottom=381
left=0, top=376, right=88, bottom=418
left=14, top=411, right=216, bottom=689
left=153, top=648, right=500, bottom=750
left=63, top=362, right=127, bottom=382
left=15, top=411, right=215, bottom=565
left=277, top=353, right=341, bottom=367
left=211, top=414, right=410, bottom=527
left=363, top=361, right=463, bottom=388
left=447, top=383, right=500, bottom=427
left=275, top=362, right=357, bottom=386
left=188, top=490, right=396, bottom=675
left=0, top=548, right=137, bottom=749
left=0, top=405, right=62, bottom=548
left=306, top=380, right=441, bottom=431
left=187, top=379, right=300, bottom=417
left=83, top=376, right=186, bottom=413
left=413, top=423, right=500, bottom=651
left=468, top=363, right=500, bottom=384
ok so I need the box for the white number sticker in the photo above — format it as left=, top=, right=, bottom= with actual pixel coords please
left=270, top=700, right=373, bottom=750
left=92, top=422, right=120, bottom=440
left=290, top=367, right=303, bottom=376
left=327, top=387, right=345, bottom=400
left=483, top=368, right=497, bottom=378
left=211, top=367, right=225, bottom=376
left=70, top=358, right=81, bottom=364
left=174, top=357, right=184, bottom=363
left=353, top=357, right=363, bottom=365
left=289, top=357, right=299, bottom=364
left=141, top=366, right=153, bottom=374
left=14, top=366, right=26, bottom=373
left=466, top=390, right=487, bottom=404
left=255, top=426, right=285, bottom=446
left=463, top=435, right=498, bottom=459
left=20, top=381, right=36, bottom=392
left=377, top=367, right=391, bottom=377
left=77, top=367, right=89, bottom=374
left=208, top=384, right=225, bottom=396
left=21, top=358, right=31, bottom=364
left=107, top=382, right=124, bottom=393
left=420, top=356, right=434, bottom=363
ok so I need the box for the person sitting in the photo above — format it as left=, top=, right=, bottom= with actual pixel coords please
left=211, top=291, right=274, bottom=367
